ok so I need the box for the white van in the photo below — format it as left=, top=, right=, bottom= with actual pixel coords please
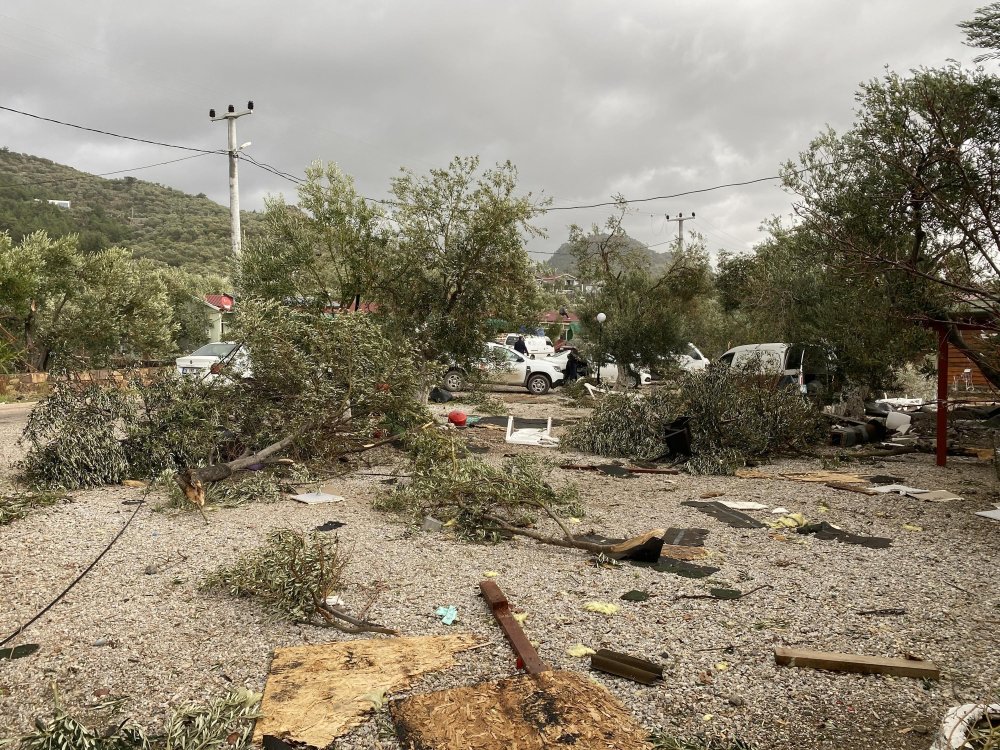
left=497, top=333, right=555, bottom=358
left=715, top=343, right=835, bottom=397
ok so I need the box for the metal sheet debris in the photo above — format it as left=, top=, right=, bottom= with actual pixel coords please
left=682, top=501, right=766, bottom=529
left=0, top=643, right=39, bottom=660
left=663, top=527, right=709, bottom=547
left=795, top=521, right=892, bottom=548
left=867, top=484, right=928, bottom=495
left=590, top=648, right=664, bottom=684
left=314, top=520, right=346, bottom=531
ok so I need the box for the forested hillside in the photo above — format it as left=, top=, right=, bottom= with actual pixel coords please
left=546, top=233, right=672, bottom=275
left=0, top=148, right=262, bottom=271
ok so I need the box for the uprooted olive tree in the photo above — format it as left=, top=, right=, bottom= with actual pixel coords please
left=564, top=365, right=827, bottom=474
left=375, top=429, right=673, bottom=560
left=17, top=300, right=430, bottom=503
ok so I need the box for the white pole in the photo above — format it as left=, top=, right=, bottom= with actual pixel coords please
left=227, top=116, right=241, bottom=257
left=210, top=102, right=253, bottom=258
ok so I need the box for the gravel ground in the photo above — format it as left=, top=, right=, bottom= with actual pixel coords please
left=1, top=394, right=998, bottom=750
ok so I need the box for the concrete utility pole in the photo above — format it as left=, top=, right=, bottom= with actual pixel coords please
left=664, top=212, right=696, bottom=253
left=209, top=101, right=253, bottom=256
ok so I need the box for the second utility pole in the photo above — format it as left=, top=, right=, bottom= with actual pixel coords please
left=664, top=212, right=695, bottom=253
left=210, top=101, right=253, bottom=257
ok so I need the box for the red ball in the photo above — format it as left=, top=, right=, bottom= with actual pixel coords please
left=447, top=410, right=467, bottom=427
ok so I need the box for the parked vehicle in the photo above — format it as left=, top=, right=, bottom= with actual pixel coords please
left=443, top=342, right=564, bottom=395
left=175, top=342, right=251, bottom=381
left=674, top=343, right=710, bottom=372
left=496, top=333, right=555, bottom=358
left=541, top=351, right=651, bottom=388
left=715, top=342, right=836, bottom=397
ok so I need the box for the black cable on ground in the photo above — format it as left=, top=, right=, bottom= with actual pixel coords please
left=0, top=488, right=149, bottom=647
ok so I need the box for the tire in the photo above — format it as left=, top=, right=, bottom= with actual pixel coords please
left=443, top=369, right=465, bottom=392
left=526, top=373, right=551, bottom=395
left=625, top=373, right=640, bottom=389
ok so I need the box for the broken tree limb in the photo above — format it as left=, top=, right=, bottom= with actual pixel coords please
left=335, top=421, right=435, bottom=456
left=175, top=433, right=299, bottom=510
left=314, top=599, right=397, bottom=635
left=483, top=516, right=669, bottom=560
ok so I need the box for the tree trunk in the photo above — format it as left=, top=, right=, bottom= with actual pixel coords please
left=174, top=433, right=297, bottom=508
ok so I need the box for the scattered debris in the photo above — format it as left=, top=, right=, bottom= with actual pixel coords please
left=663, top=527, right=709, bottom=547
left=559, top=462, right=680, bottom=478
left=767, top=513, right=807, bottom=529
left=683, top=501, right=766, bottom=529
left=505, top=416, right=558, bottom=446
left=774, top=646, right=940, bottom=679
left=566, top=643, right=596, bottom=657
left=289, top=491, right=344, bottom=505
left=931, top=703, right=1000, bottom=750
left=0, top=643, right=39, bottom=660
left=390, top=670, right=652, bottom=750
left=826, top=481, right=878, bottom=495
left=868, top=484, right=928, bottom=495
left=770, top=506, right=790, bottom=515
left=855, top=607, right=907, bottom=616
left=584, top=601, right=620, bottom=615
left=903, top=523, right=924, bottom=532
left=429, top=386, right=454, bottom=403
left=436, top=606, right=458, bottom=625
left=203, top=529, right=393, bottom=633
left=975, top=507, right=1000, bottom=521
left=314, top=520, right=346, bottom=531
left=719, top=500, right=769, bottom=511
left=480, top=580, right=549, bottom=674
left=909, top=490, right=962, bottom=503
left=483, top=570, right=500, bottom=578
left=647, top=558, right=721, bottom=578
left=421, top=515, right=443, bottom=532
left=796, top=521, right=892, bottom=548
left=590, top=648, right=664, bottom=685
left=678, top=585, right=771, bottom=601
left=620, top=589, right=651, bottom=602
left=253, top=634, right=478, bottom=747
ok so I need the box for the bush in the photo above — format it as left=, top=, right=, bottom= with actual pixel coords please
left=203, top=529, right=346, bottom=623
left=564, top=367, right=826, bottom=473
left=377, top=453, right=581, bottom=542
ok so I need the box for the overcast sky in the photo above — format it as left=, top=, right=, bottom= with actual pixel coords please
left=0, top=1, right=985, bottom=263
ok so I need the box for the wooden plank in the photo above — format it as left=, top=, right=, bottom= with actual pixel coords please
left=774, top=646, right=940, bottom=679
left=480, top=580, right=549, bottom=674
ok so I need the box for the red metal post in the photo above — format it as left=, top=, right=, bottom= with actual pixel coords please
left=479, top=580, right=549, bottom=674
left=936, top=326, right=948, bottom=467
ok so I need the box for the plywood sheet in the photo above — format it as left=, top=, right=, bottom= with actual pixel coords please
left=391, top=670, right=651, bottom=750
left=254, top=634, right=478, bottom=747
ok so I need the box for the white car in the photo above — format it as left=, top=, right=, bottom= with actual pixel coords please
left=175, top=342, right=251, bottom=381
left=443, top=342, right=564, bottom=395
left=675, top=343, right=709, bottom=372
left=541, top=351, right=651, bottom=388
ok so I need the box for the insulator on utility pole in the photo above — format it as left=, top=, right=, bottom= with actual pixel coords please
left=210, top=102, right=253, bottom=257
left=664, top=212, right=696, bottom=253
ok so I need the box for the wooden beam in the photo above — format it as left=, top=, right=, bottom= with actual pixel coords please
left=480, top=580, right=549, bottom=674
left=774, top=646, right=940, bottom=679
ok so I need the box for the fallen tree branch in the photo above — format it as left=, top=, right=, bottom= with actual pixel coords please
left=314, top=600, right=397, bottom=635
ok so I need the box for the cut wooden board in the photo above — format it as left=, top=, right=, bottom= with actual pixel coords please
left=253, top=634, right=478, bottom=747
left=736, top=469, right=868, bottom=484
left=391, top=669, right=652, bottom=750
left=774, top=646, right=940, bottom=679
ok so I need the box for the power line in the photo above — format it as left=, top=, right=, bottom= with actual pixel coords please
left=0, top=152, right=216, bottom=193
left=0, top=104, right=219, bottom=154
